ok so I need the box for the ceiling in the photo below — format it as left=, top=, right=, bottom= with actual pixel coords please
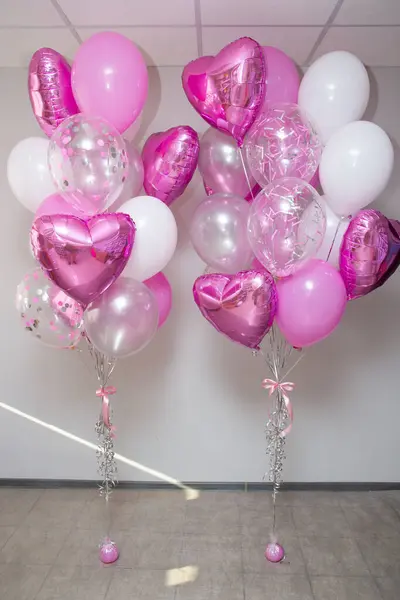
left=1, top=0, right=400, bottom=68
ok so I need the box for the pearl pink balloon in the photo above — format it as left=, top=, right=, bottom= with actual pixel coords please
left=262, top=46, right=300, bottom=109
left=276, top=259, right=347, bottom=348
left=144, top=272, right=172, bottom=328
left=35, top=193, right=95, bottom=219
left=72, top=32, right=148, bottom=134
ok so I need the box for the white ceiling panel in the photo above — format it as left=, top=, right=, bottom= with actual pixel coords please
left=200, top=0, right=336, bottom=26
left=202, top=27, right=322, bottom=66
left=335, top=0, right=400, bottom=26
left=314, top=26, right=400, bottom=66
left=0, top=28, right=78, bottom=67
left=58, top=0, right=196, bottom=26
left=0, top=0, right=64, bottom=27
left=77, top=28, right=198, bottom=66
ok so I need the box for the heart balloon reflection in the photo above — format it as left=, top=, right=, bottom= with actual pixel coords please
left=193, top=270, right=277, bottom=349
left=31, top=213, right=135, bottom=306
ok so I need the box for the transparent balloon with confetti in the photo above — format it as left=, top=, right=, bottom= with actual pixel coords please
left=247, top=177, right=326, bottom=278
left=244, top=103, right=322, bottom=188
left=16, top=268, right=84, bottom=349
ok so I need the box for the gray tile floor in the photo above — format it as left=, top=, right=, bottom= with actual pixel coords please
left=0, top=487, right=400, bottom=599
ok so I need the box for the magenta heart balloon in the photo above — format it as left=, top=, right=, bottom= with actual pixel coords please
left=193, top=270, right=277, bottom=349
left=182, top=37, right=266, bottom=147
left=28, top=47, right=79, bottom=138
left=31, top=213, right=135, bottom=306
left=340, top=209, right=400, bottom=300
left=142, top=126, right=200, bottom=206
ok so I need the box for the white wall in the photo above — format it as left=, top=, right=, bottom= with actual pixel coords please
left=1, top=66, right=400, bottom=483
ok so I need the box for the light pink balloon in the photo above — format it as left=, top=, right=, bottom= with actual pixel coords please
left=276, top=259, right=347, bottom=348
left=72, top=32, right=148, bottom=134
left=262, top=46, right=300, bottom=109
left=144, top=272, right=172, bottom=328
left=35, top=193, right=95, bottom=219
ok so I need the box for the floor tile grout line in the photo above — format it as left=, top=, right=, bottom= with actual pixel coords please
left=304, top=0, right=345, bottom=66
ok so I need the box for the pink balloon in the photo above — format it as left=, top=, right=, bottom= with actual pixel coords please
left=182, top=37, right=266, bottom=147
left=262, top=47, right=300, bottom=109
left=72, top=32, right=148, bottom=134
left=340, top=209, right=400, bottom=300
left=144, top=272, right=172, bottom=328
left=28, top=48, right=79, bottom=137
left=35, top=193, right=95, bottom=219
left=193, top=270, right=277, bottom=349
left=142, top=126, right=199, bottom=206
left=276, top=259, right=347, bottom=348
left=31, top=213, right=135, bottom=306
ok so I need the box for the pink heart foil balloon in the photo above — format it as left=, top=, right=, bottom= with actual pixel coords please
left=182, top=37, right=266, bottom=147
left=31, top=213, right=135, bottom=306
left=340, top=209, right=400, bottom=300
left=142, top=126, right=200, bottom=206
left=28, top=48, right=79, bottom=137
left=193, top=270, right=277, bottom=349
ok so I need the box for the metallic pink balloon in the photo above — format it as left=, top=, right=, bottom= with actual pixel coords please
left=142, top=126, right=199, bottom=206
left=339, top=209, right=400, bottom=300
left=28, top=48, right=79, bottom=138
left=193, top=270, right=277, bottom=349
left=30, top=213, right=135, bottom=306
left=182, top=37, right=266, bottom=147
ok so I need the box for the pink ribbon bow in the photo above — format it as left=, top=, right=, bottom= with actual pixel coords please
left=262, top=378, right=294, bottom=437
left=96, top=386, right=117, bottom=436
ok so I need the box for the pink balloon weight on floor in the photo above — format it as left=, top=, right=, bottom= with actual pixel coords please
left=262, top=46, right=300, bottom=109
left=144, top=272, right=172, bottom=328
left=276, top=259, right=347, bottom=347
left=35, top=193, right=95, bottom=219
left=72, top=32, right=148, bottom=134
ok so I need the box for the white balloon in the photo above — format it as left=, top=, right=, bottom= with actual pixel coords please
left=119, top=195, right=178, bottom=281
left=7, top=137, right=56, bottom=212
left=299, top=51, right=370, bottom=144
left=320, top=121, right=394, bottom=216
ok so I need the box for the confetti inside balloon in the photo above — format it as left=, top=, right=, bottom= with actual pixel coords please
left=247, top=177, right=326, bottom=278
left=16, top=268, right=83, bottom=349
left=245, top=103, right=322, bottom=188
left=48, top=114, right=129, bottom=215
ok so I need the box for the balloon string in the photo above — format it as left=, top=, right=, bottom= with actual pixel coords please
left=238, top=146, right=255, bottom=201
left=326, top=215, right=350, bottom=262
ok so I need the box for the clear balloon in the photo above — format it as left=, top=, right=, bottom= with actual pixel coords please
left=247, top=178, right=326, bottom=278
left=182, top=37, right=266, bottom=146
left=276, top=259, right=347, bottom=347
left=340, top=209, right=400, bottom=300
left=320, top=121, right=394, bottom=217
left=7, top=137, right=56, bottom=212
left=118, top=195, right=178, bottom=282
left=144, top=272, right=172, bottom=328
left=106, top=140, right=144, bottom=211
left=245, top=103, right=322, bottom=188
left=16, top=268, right=84, bottom=349
left=190, top=193, right=253, bottom=273
left=298, top=51, right=370, bottom=145
left=48, top=114, right=129, bottom=215
left=142, top=126, right=199, bottom=206
left=193, top=270, right=277, bottom=349
left=28, top=47, right=79, bottom=138
left=84, top=277, right=159, bottom=358
left=198, top=128, right=258, bottom=201
left=72, top=32, right=148, bottom=134
left=31, top=213, right=135, bottom=306
left=262, top=46, right=300, bottom=109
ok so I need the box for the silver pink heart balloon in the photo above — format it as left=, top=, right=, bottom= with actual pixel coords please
left=142, top=126, right=199, bottom=206
left=182, top=37, right=266, bottom=147
left=193, top=270, right=277, bottom=349
left=28, top=47, right=79, bottom=137
left=30, top=213, right=135, bottom=306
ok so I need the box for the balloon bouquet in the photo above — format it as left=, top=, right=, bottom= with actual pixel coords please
left=183, top=39, right=400, bottom=562
left=10, top=33, right=199, bottom=564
